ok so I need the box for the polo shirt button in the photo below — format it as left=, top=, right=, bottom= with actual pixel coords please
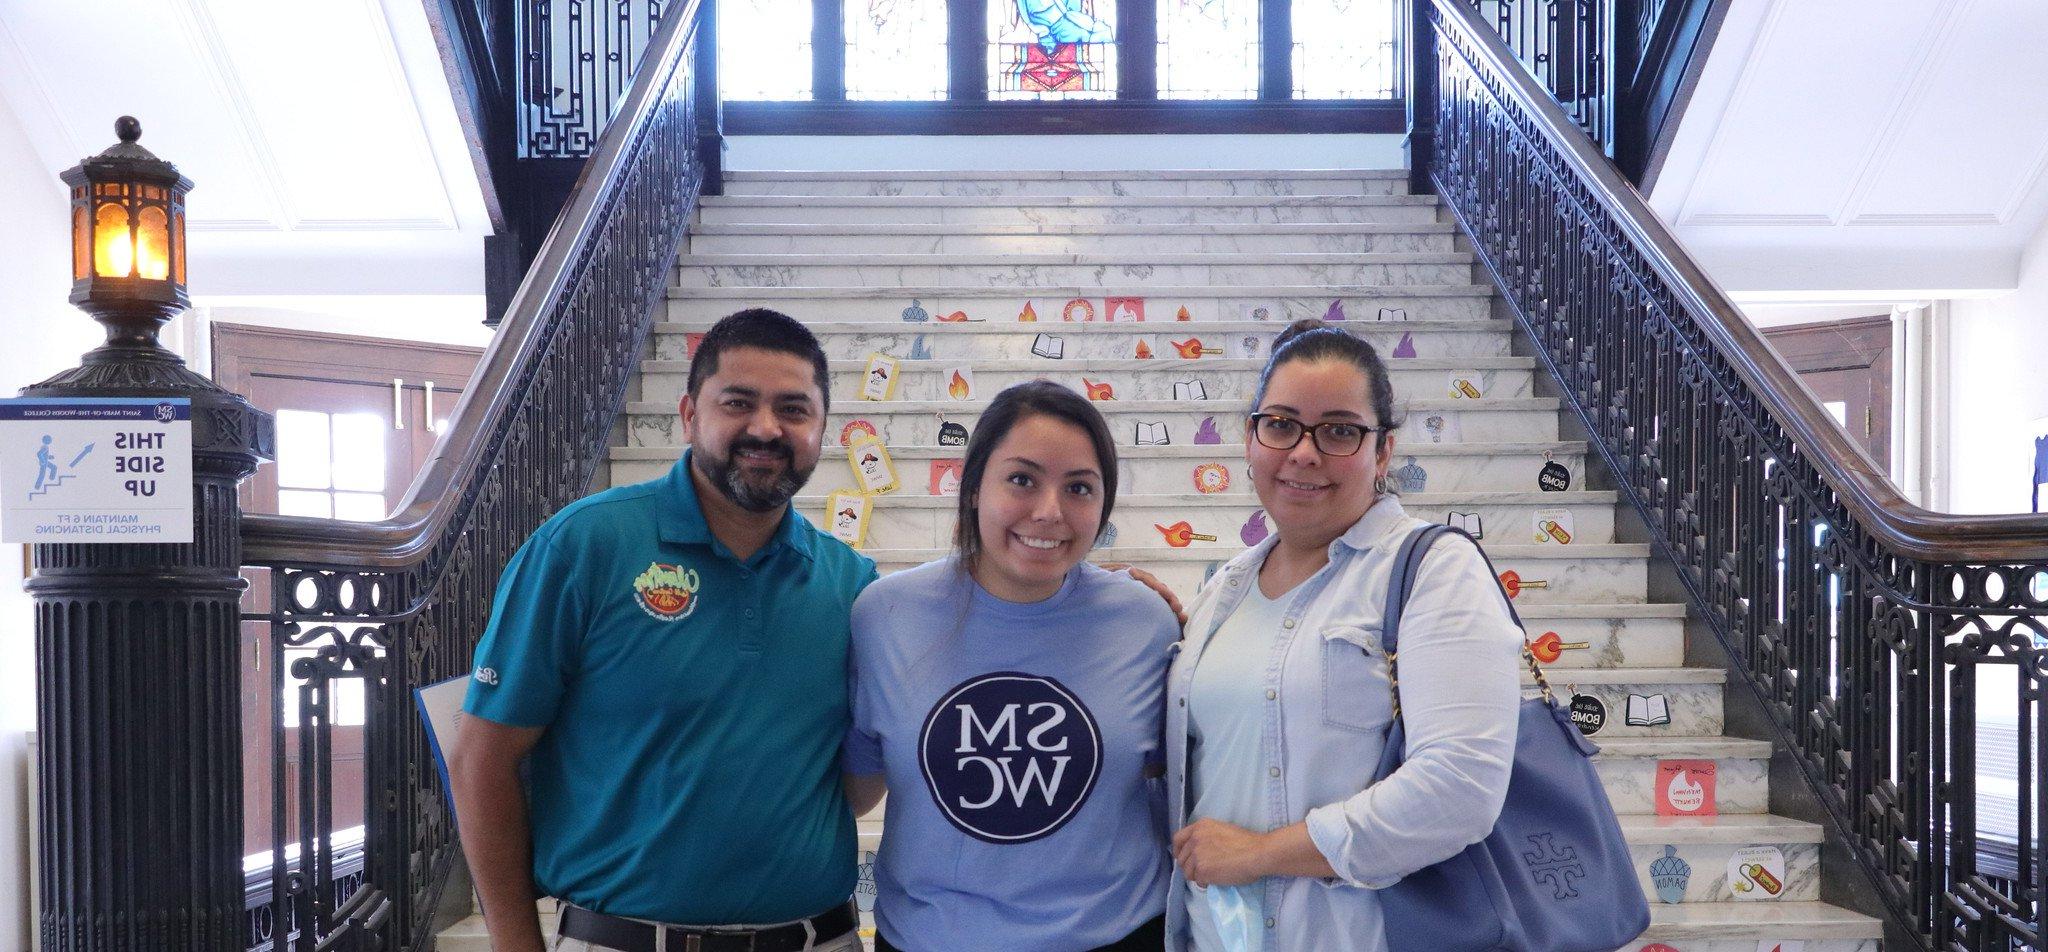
left=1266, top=689, right=1277, bottom=700
left=744, top=609, right=756, bottom=619
left=1268, top=766, right=1280, bottom=778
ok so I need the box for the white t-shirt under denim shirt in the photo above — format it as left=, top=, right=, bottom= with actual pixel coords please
left=1164, top=497, right=1525, bottom=952
left=844, top=558, right=1179, bottom=952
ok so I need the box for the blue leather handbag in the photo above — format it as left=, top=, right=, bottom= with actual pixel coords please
left=1372, top=524, right=1650, bottom=952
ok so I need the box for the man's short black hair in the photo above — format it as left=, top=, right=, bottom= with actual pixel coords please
left=686, top=308, right=832, bottom=414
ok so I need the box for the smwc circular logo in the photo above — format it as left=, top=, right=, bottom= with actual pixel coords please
left=918, top=672, right=1102, bottom=844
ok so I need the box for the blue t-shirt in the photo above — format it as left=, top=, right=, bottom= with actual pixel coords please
left=464, top=453, right=878, bottom=924
left=844, top=558, right=1178, bottom=951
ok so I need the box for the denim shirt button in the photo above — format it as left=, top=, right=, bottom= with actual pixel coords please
left=1268, top=766, right=1280, bottom=778
left=1265, top=688, right=1277, bottom=700
left=1264, top=917, right=1277, bottom=929
left=1282, top=619, right=1296, bottom=629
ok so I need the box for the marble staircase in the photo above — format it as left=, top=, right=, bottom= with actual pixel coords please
left=437, top=168, right=1883, bottom=951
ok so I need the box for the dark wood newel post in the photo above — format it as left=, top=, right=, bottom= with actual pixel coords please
left=695, top=0, right=726, bottom=195
left=1405, top=0, right=1439, bottom=194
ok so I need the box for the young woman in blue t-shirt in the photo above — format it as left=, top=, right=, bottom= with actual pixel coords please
left=842, top=380, right=1180, bottom=952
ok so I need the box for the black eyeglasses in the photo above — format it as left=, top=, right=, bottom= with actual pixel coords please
left=1248, top=414, right=1382, bottom=457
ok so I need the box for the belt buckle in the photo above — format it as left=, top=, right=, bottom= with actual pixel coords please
left=681, top=926, right=757, bottom=952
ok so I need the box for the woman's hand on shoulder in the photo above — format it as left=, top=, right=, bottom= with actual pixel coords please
left=1101, top=563, right=1187, bottom=626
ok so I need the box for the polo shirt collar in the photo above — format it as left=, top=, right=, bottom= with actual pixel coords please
left=1334, top=495, right=1410, bottom=554
left=660, top=450, right=816, bottom=562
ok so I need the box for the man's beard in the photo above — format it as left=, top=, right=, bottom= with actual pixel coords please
left=695, top=436, right=812, bottom=513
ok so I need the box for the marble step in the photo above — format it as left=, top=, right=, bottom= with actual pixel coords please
left=687, top=223, right=1459, bottom=254
left=663, top=284, right=1497, bottom=324
left=672, top=252, right=1479, bottom=289
left=621, top=397, right=1564, bottom=448
left=652, top=318, right=1511, bottom=362
left=609, top=442, right=1593, bottom=498
left=719, top=168, right=1410, bottom=197
left=696, top=193, right=1446, bottom=226
left=789, top=490, right=1621, bottom=552
left=858, top=544, right=1653, bottom=610
left=638, top=357, right=1538, bottom=405
left=1632, top=903, right=1882, bottom=951
left=1620, top=814, right=1824, bottom=904
left=1593, top=736, right=1772, bottom=816
left=1514, top=602, right=1688, bottom=669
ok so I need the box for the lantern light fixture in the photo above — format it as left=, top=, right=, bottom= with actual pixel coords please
left=59, top=116, right=192, bottom=319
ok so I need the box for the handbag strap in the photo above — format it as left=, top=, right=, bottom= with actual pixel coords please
left=1382, top=524, right=1557, bottom=721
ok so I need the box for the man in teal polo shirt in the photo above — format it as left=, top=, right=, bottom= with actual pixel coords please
left=452, top=309, right=874, bottom=952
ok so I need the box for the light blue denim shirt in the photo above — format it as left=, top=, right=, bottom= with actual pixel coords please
left=1164, top=497, right=1524, bottom=951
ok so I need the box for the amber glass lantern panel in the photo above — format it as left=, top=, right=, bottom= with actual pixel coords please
left=93, top=202, right=132, bottom=278
left=172, top=208, right=186, bottom=285
left=71, top=204, right=90, bottom=281
left=135, top=207, right=169, bottom=280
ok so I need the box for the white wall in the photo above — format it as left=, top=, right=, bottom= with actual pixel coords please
left=726, top=134, right=1408, bottom=171
left=1947, top=224, right=2048, bottom=515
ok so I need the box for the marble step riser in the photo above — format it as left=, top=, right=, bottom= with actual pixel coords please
left=697, top=204, right=1446, bottom=226
left=787, top=501, right=1619, bottom=553
left=1597, top=757, right=1768, bottom=816
left=611, top=451, right=1588, bottom=498
left=623, top=406, right=1561, bottom=448
left=689, top=232, right=1459, bottom=254
left=673, top=262, right=1481, bottom=289
left=720, top=179, right=1408, bottom=197
left=652, top=325, right=1511, bottom=361
left=664, top=295, right=1495, bottom=324
left=639, top=365, right=1537, bottom=405
left=1630, top=842, right=1822, bottom=904
left=1627, top=942, right=1873, bottom=952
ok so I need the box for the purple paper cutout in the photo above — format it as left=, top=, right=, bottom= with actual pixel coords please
left=1324, top=299, right=1346, bottom=321
left=1194, top=416, right=1222, bottom=445
left=1392, top=331, right=1417, bottom=358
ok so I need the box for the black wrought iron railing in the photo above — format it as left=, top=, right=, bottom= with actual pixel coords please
left=231, top=0, right=720, bottom=945
left=1414, top=1, right=2048, bottom=947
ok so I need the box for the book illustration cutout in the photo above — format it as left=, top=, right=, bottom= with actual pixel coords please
left=943, top=367, right=975, bottom=401
left=1106, top=297, right=1145, bottom=322
left=1031, top=333, right=1066, bottom=359
left=1018, top=300, right=1039, bottom=322
left=1242, top=302, right=1278, bottom=322
left=1155, top=521, right=1217, bottom=547
left=901, top=300, right=930, bottom=323
left=1533, top=508, right=1575, bottom=545
left=1174, top=380, right=1209, bottom=401
left=1498, top=570, right=1548, bottom=599
left=1062, top=298, right=1096, bottom=322
left=860, top=353, right=900, bottom=402
left=1193, top=463, right=1230, bottom=494
left=1445, top=509, right=1482, bottom=538
left=938, top=420, right=969, bottom=447
left=1193, top=416, right=1223, bottom=445
left=1376, top=307, right=1407, bottom=321
left=1539, top=452, right=1572, bottom=491
left=1240, top=510, right=1269, bottom=546
left=1393, top=457, right=1428, bottom=493
left=824, top=491, right=874, bottom=549
left=1655, top=759, right=1717, bottom=816
left=1324, top=299, right=1346, bottom=321
left=1648, top=846, right=1691, bottom=904
left=1728, top=846, right=1786, bottom=900
left=1449, top=374, right=1486, bottom=399
left=929, top=459, right=964, bottom=496
left=840, top=419, right=879, bottom=447
left=1135, top=421, right=1171, bottom=446
left=1626, top=692, right=1671, bottom=727
left=846, top=435, right=901, bottom=495
left=1526, top=630, right=1589, bottom=663
left=1392, top=331, right=1418, bottom=358
left=1567, top=694, right=1605, bottom=735
left=1083, top=379, right=1116, bottom=400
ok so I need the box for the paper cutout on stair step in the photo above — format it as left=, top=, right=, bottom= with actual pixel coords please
left=1393, top=457, right=1428, bottom=493
left=1637, top=946, right=1680, bottom=952
left=1648, top=846, right=1691, bottom=904
left=825, top=491, right=873, bottom=549
left=936, top=309, right=979, bottom=323
left=1567, top=693, right=1605, bottom=735
left=1539, top=454, right=1572, bottom=492
left=1533, top=508, right=1575, bottom=545
left=1526, top=630, right=1588, bottom=663
left=1449, top=374, right=1486, bottom=399
left=1133, top=336, right=1158, bottom=359
left=907, top=335, right=933, bottom=360
left=1018, top=300, right=1039, bottom=322
left=1227, top=333, right=1267, bottom=359
left=939, top=421, right=970, bottom=447
left=1625, top=693, right=1670, bottom=727
left=1193, top=417, right=1223, bottom=445
left=1193, top=463, right=1230, bottom=494
left=1032, top=334, right=1066, bottom=359
left=846, top=435, right=900, bottom=495
left=1377, top=307, right=1407, bottom=321
left=1757, top=942, right=1804, bottom=952
left=686, top=332, right=706, bottom=357
left=1083, top=378, right=1115, bottom=400
left=1422, top=414, right=1460, bottom=443
left=930, top=459, right=964, bottom=497
left=944, top=367, right=976, bottom=401
left=1154, top=520, right=1217, bottom=547
left=1107, top=297, right=1145, bottom=322
left=1392, top=331, right=1418, bottom=358
left=1655, top=760, right=1717, bottom=816
left=1242, top=302, right=1278, bottom=322
left=1135, top=421, right=1170, bottom=445
left=1062, top=298, right=1096, bottom=322
left=1093, top=522, right=1118, bottom=550
left=1175, top=305, right=1192, bottom=322
left=841, top=420, right=879, bottom=446
left=1174, top=380, right=1209, bottom=401
left=860, top=353, right=900, bottom=401
left=1728, top=846, right=1786, bottom=900
left=1240, top=510, right=1269, bottom=546
left=1324, top=300, right=1347, bottom=321
left=902, top=300, right=930, bottom=322
left=1498, top=570, right=1548, bottom=599
left=1445, top=510, right=1483, bottom=538
left=1173, top=337, right=1222, bottom=358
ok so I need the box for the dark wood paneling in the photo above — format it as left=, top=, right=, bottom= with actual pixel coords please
left=727, top=98, right=1404, bottom=133
left=1617, top=0, right=1727, bottom=186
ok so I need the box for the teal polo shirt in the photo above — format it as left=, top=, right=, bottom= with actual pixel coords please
left=464, top=451, right=878, bottom=924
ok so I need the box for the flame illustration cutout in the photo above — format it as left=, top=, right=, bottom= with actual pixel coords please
left=1018, top=301, right=1038, bottom=322
left=1171, top=337, right=1220, bottom=359
left=1176, top=305, right=1192, bottom=321
left=1527, top=630, right=1590, bottom=663
left=937, top=310, right=973, bottom=323
left=1083, top=378, right=1115, bottom=401
left=948, top=371, right=972, bottom=400
left=1154, top=521, right=1217, bottom=548
left=1664, top=769, right=1706, bottom=813
left=1134, top=339, right=1154, bottom=359
left=1498, top=570, right=1550, bottom=599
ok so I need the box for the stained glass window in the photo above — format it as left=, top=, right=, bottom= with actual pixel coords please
left=989, top=0, right=1118, bottom=99
left=722, top=0, right=814, bottom=99
left=847, top=0, right=950, bottom=99
left=1157, top=0, right=1258, bottom=98
left=1292, top=0, right=1397, bottom=97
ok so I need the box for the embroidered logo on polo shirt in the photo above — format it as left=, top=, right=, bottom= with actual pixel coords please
left=918, top=672, right=1102, bottom=844
left=632, top=562, right=702, bottom=621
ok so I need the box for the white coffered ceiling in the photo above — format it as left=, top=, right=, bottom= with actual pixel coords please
left=1648, top=0, right=2048, bottom=297
left=0, top=0, right=491, bottom=296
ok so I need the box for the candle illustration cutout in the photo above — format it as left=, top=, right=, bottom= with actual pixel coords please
left=1527, top=631, right=1590, bottom=663
left=1155, top=521, right=1217, bottom=547
left=1498, top=570, right=1550, bottom=599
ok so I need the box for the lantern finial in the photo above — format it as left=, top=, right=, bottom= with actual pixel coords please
left=114, top=116, right=141, bottom=143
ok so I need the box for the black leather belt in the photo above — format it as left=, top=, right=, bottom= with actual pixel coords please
left=559, top=901, right=858, bottom=952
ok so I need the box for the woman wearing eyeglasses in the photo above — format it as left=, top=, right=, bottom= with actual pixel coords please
left=1162, top=319, right=1526, bottom=951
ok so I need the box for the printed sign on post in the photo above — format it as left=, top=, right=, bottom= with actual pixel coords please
left=1, top=398, right=194, bottom=543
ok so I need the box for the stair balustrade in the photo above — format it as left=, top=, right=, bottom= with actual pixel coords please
left=229, top=0, right=720, bottom=946
left=1413, top=0, right=2048, bottom=947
